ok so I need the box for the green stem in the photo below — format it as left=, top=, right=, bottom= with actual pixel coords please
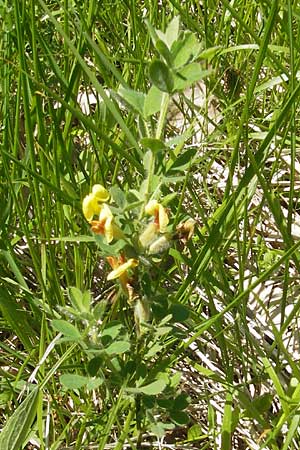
left=138, top=91, right=170, bottom=220
left=114, top=404, right=135, bottom=450
left=155, top=92, right=170, bottom=140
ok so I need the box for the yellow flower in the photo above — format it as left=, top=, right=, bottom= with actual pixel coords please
left=82, top=193, right=102, bottom=222
left=144, top=199, right=160, bottom=215
left=82, top=185, right=123, bottom=243
left=92, top=184, right=110, bottom=202
left=107, top=256, right=139, bottom=301
left=82, top=184, right=110, bottom=222
left=144, top=200, right=169, bottom=233
left=90, top=203, right=124, bottom=243
left=107, top=257, right=138, bottom=281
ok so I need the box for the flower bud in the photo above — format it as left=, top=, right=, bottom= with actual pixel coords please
left=134, top=298, right=150, bottom=336
left=139, top=223, right=158, bottom=248
left=149, top=235, right=170, bottom=254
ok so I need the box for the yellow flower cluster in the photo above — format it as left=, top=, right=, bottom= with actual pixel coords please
left=82, top=185, right=196, bottom=333
left=83, top=184, right=137, bottom=286
left=82, top=185, right=195, bottom=303
left=82, top=184, right=123, bottom=244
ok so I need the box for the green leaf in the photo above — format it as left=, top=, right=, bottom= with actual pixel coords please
left=102, top=321, right=124, bottom=339
left=60, top=374, right=88, bottom=390
left=238, top=391, right=268, bottom=427
left=149, top=60, right=174, bottom=93
left=144, top=18, right=160, bottom=47
left=94, top=234, right=127, bottom=256
left=162, top=175, right=187, bottom=184
left=142, top=395, right=156, bottom=409
left=174, top=393, right=190, bottom=410
left=199, top=45, right=221, bottom=61
left=170, top=372, right=182, bottom=388
left=86, top=377, right=104, bottom=391
left=170, top=409, right=190, bottom=425
left=61, top=178, right=78, bottom=200
left=118, top=86, right=145, bottom=115
left=82, top=291, right=91, bottom=312
left=150, top=421, right=174, bottom=438
left=174, top=64, right=212, bottom=91
left=139, top=379, right=167, bottom=395
left=105, top=340, right=131, bottom=355
left=110, top=185, right=126, bottom=208
left=138, top=380, right=166, bottom=395
left=155, top=39, right=173, bottom=66
left=140, top=174, right=160, bottom=194
left=158, top=313, right=173, bottom=326
left=143, top=149, right=153, bottom=174
left=251, top=393, right=273, bottom=414
left=88, top=357, right=103, bottom=377
left=93, top=300, right=108, bottom=321
left=157, top=398, right=174, bottom=409
left=144, top=85, right=164, bottom=117
left=170, top=303, right=190, bottom=322
left=187, top=423, right=203, bottom=441
left=172, top=32, right=202, bottom=68
left=166, top=129, right=193, bottom=147
left=140, top=138, right=166, bottom=153
left=0, top=387, right=39, bottom=450
left=0, top=287, right=33, bottom=352
left=155, top=326, right=172, bottom=337
left=68, top=287, right=90, bottom=313
left=51, top=319, right=81, bottom=340
left=151, top=295, right=169, bottom=320
left=165, top=16, right=180, bottom=48
left=169, top=248, right=191, bottom=266
left=145, top=343, right=163, bottom=359
left=167, top=147, right=197, bottom=174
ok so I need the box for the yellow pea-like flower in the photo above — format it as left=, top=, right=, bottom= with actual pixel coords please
left=107, top=258, right=138, bottom=281
left=82, top=184, right=110, bottom=222
left=99, top=203, right=113, bottom=221
left=144, top=199, right=159, bottom=215
left=144, top=200, right=169, bottom=233
left=92, top=184, right=110, bottom=202
left=157, top=204, right=169, bottom=233
left=82, top=193, right=102, bottom=222
left=90, top=203, right=124, bottom=243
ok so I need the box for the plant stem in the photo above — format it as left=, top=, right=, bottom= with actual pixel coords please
left=155, top=92, right=170, bottom=140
